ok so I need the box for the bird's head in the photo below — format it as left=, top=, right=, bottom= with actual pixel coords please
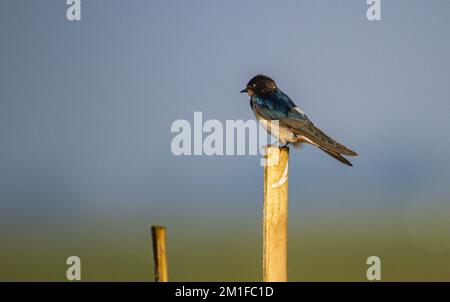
left=240, top=74, right=277, bottom=97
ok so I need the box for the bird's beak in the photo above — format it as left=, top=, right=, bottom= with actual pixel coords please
left=240, top=88, right=248, bottom=93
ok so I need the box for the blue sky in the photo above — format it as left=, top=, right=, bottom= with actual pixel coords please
left=1, top=0, right=450, bottom=260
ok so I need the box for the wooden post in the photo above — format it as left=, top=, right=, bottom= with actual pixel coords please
left=263, top=146, right=289, bottom=282
left=151, top=225, right=168, bottom=282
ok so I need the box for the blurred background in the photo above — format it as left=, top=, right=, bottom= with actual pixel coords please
left=1, top=0, right=450, bottom=281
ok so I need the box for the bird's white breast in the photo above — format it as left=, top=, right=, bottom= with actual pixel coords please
left=257, top=118, right=297, bottom=145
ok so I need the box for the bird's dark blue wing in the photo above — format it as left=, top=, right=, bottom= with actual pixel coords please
left=251, top=88, right=357, bottom=156
left=251, top=88, right=304, bottom=120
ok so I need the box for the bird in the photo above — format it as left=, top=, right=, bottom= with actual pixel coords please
left=241, top=74, right=358, bottom=166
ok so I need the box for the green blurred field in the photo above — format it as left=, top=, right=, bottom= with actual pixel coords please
left=2, top=201, right=450, bottom=282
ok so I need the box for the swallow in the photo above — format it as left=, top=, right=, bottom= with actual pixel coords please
left=241, top=74, right=358, bottom=166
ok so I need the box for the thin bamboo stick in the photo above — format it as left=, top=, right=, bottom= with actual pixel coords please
left=151, top=225, right=168, bottom=282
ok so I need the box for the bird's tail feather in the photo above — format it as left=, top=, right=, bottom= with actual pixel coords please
left=334, top=143, right=358, bottom=156
left=319, top=147, right=353, bottom=167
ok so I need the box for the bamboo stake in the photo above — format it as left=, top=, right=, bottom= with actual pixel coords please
left=263, top=146, right=289, bottom=282
left=151, top=225, right=168, bottom=282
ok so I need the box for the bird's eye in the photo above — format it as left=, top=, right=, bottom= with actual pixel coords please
left=252, top=83, right=256, bottom=87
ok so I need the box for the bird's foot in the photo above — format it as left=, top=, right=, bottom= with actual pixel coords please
left=265, top=141, right=289, bottom=149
